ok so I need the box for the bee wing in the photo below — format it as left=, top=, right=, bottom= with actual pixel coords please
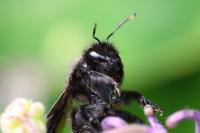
left=47, top=88, right=72, bottom=133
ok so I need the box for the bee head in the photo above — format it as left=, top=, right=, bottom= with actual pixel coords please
left=84, top=42, right=123, bottom=84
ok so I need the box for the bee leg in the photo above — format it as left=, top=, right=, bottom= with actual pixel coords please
left=71, top=105, right=102, bottom=133
left=111, top=109, right=144, bottom=124
left=115, top=91, right=163, bottom=115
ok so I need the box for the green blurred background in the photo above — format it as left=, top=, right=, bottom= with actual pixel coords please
left=0, top=0, right=200, bottom=132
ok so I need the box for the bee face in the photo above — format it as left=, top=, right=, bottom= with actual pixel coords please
left=84, top=42, right=123, bottom=84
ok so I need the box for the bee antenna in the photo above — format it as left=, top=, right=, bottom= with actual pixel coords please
left=106, top=13, right=136, bottom=43
left=93, top=23, right=101, bottom=44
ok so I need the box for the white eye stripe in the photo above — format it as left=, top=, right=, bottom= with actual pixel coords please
left=89, top=51, right=105, bottom=60
left=90, top=51, right=99, bottom=58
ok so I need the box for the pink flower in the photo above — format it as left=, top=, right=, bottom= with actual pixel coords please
left=101, top=105, right=167, bottom=133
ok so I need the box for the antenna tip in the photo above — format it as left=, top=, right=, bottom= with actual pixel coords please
left=128, top=12, right=136, bottom=21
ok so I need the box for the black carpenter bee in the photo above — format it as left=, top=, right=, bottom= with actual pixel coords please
left=47, top=13, right=162, bottom=133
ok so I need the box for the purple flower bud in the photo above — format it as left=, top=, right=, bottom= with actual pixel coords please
left=166, top=109, right=200, bottom=133
left=101, top=116, right=128, bottom=130
left=102, top=124, right=150, bottom=133
left=101, top=116, right=152, bottom=133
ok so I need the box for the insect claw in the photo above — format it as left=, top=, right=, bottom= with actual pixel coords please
left=115, top=86, right=121, bottom=97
